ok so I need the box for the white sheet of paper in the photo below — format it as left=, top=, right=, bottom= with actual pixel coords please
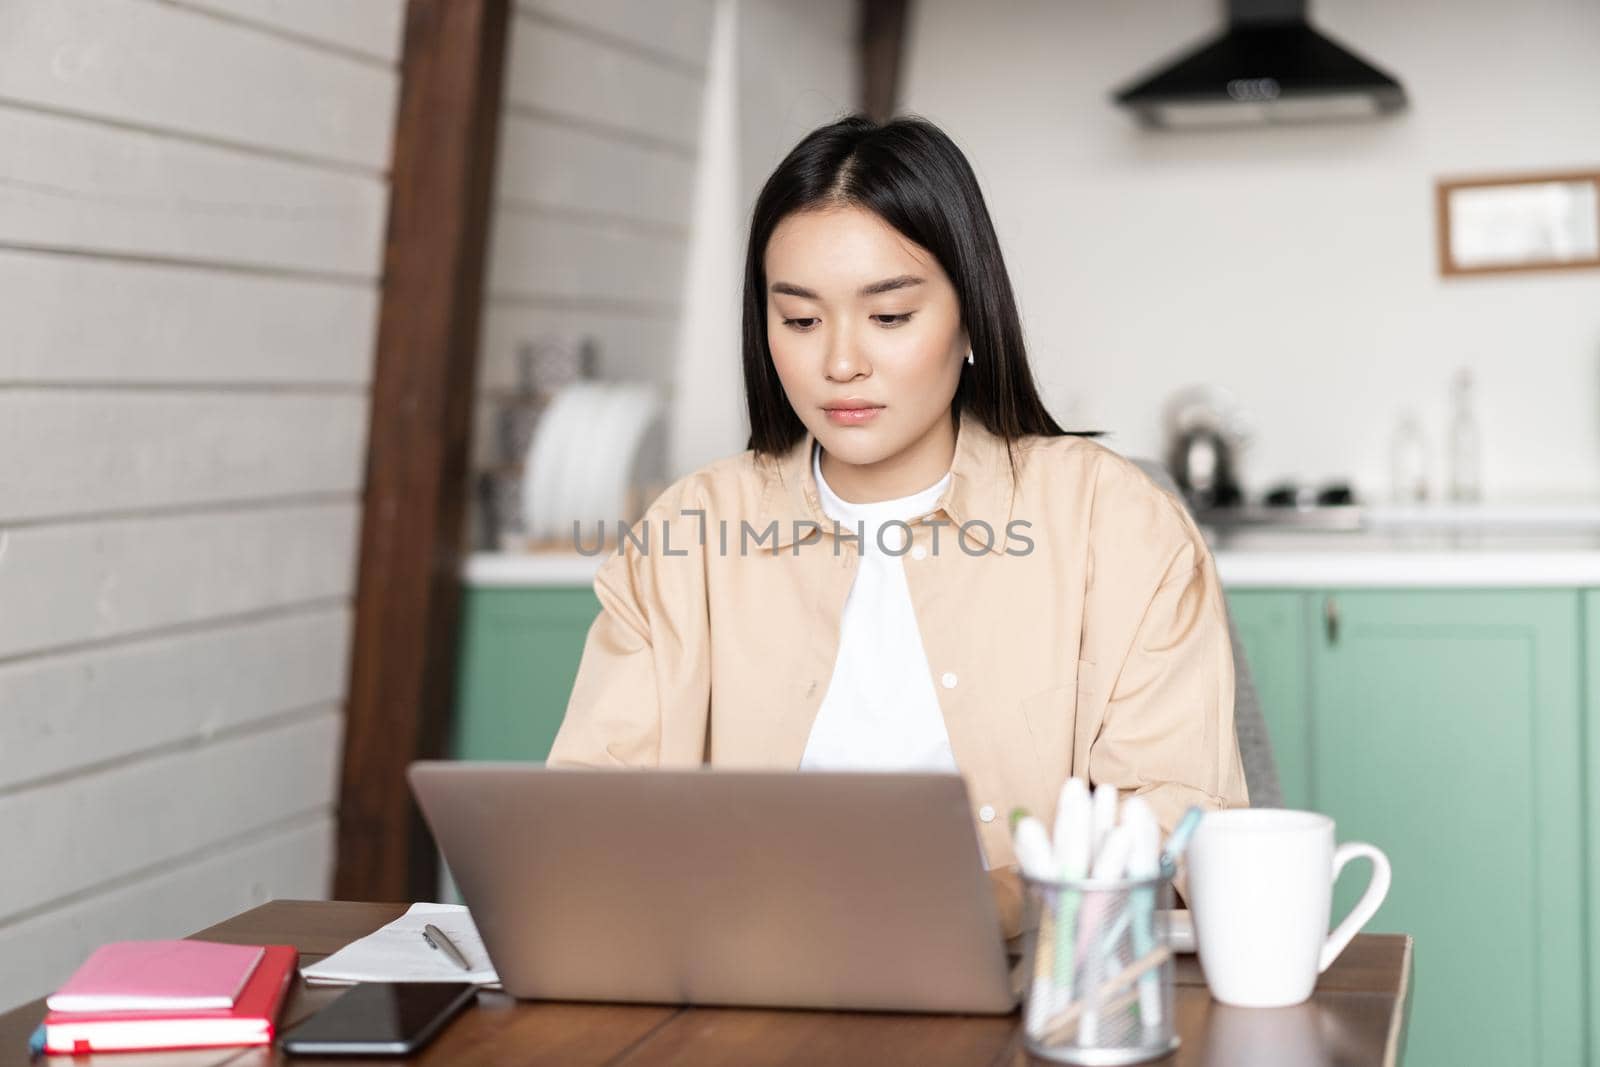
left=301, top=902, right=502, bottom=988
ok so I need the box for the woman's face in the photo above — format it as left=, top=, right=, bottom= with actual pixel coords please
left=764, top=204, right=967, bottom=489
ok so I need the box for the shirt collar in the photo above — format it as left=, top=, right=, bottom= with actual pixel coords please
left=756, top=410, right=1017, bottom=553
left=813, top=438, right=951, bottom=526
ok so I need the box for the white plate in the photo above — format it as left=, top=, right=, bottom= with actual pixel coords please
left=565, top=385, right=619, bottom=541
left=519, top=386, right=563, bottom=540
left=592, top=384, right=661, bottom=529
left=523, top=381, right=663, bottom=545
left=521, top=383, right=588, bottom=541
left=549, top=384, right=607, bottom=542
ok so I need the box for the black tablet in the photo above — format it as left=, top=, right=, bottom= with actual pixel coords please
left=280, top=982, right=478, bottom=1056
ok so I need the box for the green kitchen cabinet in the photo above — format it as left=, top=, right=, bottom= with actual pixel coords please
left=1226, top=589, right=1587, bottom=1067
left=1584, top=591, right=1600, bottom=1065
left=1227, top=591, right=1313, bottom=810
left=450, top=585, right=601, bottom=762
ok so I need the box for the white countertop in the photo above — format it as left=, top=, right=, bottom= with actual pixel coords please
left=465, top=536, right=1600, bottom=590
left=465, top=501, right=1600, bottom=591
left=1206, top=497, right=1600, bottom=586
left=466, top=551, right=606, bottom=586
left=1363, top=499, right=1600, bottom=530
left=1209, top=530, right=1600, bottom=588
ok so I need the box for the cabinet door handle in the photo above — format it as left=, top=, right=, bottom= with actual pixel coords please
left=1324, top=596, right=1340, bottom=645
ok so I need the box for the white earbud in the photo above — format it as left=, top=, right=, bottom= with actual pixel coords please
left=965, top=348, right=975, bottom=365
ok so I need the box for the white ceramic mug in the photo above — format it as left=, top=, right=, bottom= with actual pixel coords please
left=1187, top=809, right=1391, bottom=1008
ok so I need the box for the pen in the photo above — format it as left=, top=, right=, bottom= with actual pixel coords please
left=1121, top=797, right=1164, bottom=1030
left=1010, top=813, right=1058, bottom=1023
left=1012, top=815, right=1055, bottom=880
left=1157, top=806, right=1204, bottom=881
left=1052, top=778, right=1092, bottom=1009
left=1078, top=826, right=1132, bottom=1045
left=1089, top=783, right=1119, bottom=857
left=422, top=923, right=473, bottom=972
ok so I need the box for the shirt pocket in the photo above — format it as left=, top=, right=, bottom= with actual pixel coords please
left=1019, top=664, right=1089, bottom=796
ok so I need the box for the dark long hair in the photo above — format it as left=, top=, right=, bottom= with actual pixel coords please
left=741, top=113, right=1092, bottom=469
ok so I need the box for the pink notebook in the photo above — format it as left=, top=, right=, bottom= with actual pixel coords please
left=47, top=941, right=265, bottom=1013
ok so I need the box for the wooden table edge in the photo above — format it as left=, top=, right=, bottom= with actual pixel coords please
left=1385, top=935, right=1415, bottom=1067
left=2, top=902, right=1417, bottom=1067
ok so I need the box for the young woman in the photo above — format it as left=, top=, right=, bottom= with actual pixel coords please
left=546, top=114, right=1248, bottom=935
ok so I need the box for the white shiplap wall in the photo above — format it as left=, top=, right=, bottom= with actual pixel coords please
left=0, top=0, right=402, bottom=1010
left=470, top=0, right=713, bottom=542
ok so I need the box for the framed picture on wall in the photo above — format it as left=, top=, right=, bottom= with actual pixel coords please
left=1436, top=169, right=1600, bottom=277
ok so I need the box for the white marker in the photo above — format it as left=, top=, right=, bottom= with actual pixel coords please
left=1090, top=782, right=1119, bottom=857
left=1122, top=796, right=1165, bottom=1030
left=1053, top=777, right=1092, bottom=872
left=1013, top=816, right=1055, bottom=881
left=1050, top=778, right=1093, bottom=1010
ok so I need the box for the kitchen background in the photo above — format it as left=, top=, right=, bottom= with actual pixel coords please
left=2, top=2, right=1598, bottom=1066
left=479, top=0, right=1600, bottom=555
left=909, top=0, right=1600, bottom=498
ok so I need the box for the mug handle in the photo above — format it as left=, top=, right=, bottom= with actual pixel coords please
left=1318, top=842, right=1392, bottom=974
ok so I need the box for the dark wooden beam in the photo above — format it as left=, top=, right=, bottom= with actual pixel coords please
left=859, top=0, right=912, bottom=122
left=335, top=0, right=510, bottom=902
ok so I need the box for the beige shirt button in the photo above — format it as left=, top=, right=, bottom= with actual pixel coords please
left=978, top=805, right=996, bottom=823
left=941, top=671, right=958, bottom=689
left=910, top=545, right=927, bottom=561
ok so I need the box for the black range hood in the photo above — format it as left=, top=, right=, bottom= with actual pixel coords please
left=1112, top=0, right=1407, bottom=128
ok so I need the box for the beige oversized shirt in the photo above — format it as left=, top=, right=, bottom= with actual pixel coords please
left=546, top=410, right=1249, bottom=934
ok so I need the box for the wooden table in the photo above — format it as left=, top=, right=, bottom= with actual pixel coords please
left=0, top=901, right=1412, bottom=1066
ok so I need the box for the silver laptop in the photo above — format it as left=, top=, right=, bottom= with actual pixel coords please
left=407, top=761, right=1018, bottom=1014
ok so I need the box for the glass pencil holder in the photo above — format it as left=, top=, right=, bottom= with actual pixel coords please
left=1018, top=872, right=1178, bottom=1066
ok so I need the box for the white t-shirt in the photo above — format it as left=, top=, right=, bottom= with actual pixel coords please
left=798, top=442, right=961, bottom=773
